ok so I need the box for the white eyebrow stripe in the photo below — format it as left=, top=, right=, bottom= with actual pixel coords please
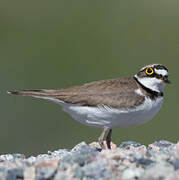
left=155, top=69, right=168, bottom=76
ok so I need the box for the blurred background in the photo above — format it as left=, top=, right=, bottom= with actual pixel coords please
left=0, top=0, right=178, bottom=156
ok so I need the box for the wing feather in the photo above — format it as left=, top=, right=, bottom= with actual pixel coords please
left=8, top=77, right=144, bottom=109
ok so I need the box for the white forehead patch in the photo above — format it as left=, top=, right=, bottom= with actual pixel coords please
left=155, top=69, right=168, bottom=76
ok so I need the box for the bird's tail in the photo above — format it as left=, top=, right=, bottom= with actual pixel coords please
left=7, top=89, right=59, bottom=98
left=7, top=89, right=67, bottom=105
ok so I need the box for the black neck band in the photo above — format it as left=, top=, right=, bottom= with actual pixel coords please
left=133, top=76, right=164, bottom=97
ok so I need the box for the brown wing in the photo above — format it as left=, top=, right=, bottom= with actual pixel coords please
left=8, top=77, right=145, bottom=109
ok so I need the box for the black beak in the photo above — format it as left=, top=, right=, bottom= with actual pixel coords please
left=163, top=76, right=171, bottom=84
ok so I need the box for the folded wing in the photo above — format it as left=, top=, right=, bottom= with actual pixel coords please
left=8, top=77, right=145, bottom=109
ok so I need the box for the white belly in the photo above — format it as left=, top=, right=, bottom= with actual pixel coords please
left=59, top=97, right=164, bottom=129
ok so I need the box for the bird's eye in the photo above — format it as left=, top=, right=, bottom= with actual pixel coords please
left=145, top=67, right=154, bottom=75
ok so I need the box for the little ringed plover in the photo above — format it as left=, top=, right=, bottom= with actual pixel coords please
left=8, top=64, right=170, bottom=149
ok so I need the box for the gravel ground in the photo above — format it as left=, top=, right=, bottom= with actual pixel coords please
left=1, top=140, right=179, bottom=180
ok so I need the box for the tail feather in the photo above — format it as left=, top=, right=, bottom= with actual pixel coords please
left=7, top=89, right=56, bottom=97
left=7, top=89, right=67, bottom=105
left=7, top=90, right=20, bottom=95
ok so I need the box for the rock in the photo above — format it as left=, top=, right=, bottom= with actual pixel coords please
left=36, top=167, right=56, bottom=180
left=80, top=159, right=114, bottom=180
left=71, top=142, right=88, bottom=152
left=152, top=140, right=173, bottom=148
left=61, top=144, right=98, bottom=167
left=0, top=141, right=179, bottom=179
left=24, top=167, right=36, bottom=180
left=26, top=156, right=36, bottom=165
left=140, top=162, right=175, bottom=180
left=122, top=167, right=144, bottom=179
left=173, top=158, right=179, bottom=170
left=12, top=154, right=25, bottom=160
left=149, top=140, right=174, bottom=153
left=148, top=143, right=160, bottom=152
left=6, top=168, right=24, bottom=180
left=0, top=154, right=14, bottom=161
left=54, top=171, right=74, bottom=180
left=36, top=158, right=58, bottom=179
left=120, top=141, right=142, bottom=149
left=48, top=149, right=70, bottom=159
left=135, top=157, right=154, bottom=166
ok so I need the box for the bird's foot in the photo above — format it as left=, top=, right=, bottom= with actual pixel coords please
left=89, top=141, right=117, bottom=150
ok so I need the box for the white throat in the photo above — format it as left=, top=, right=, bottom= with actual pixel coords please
left=134, top=75, right=165, bottom=93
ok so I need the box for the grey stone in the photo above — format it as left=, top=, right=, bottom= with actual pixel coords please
left=153, top=140, right=173, bottom=148
left=152, top=151, right=171, bottom=163
left=122, top=167, right=144, bottom=179
left=173, top=158, right=179, bottom=170
left=54, top=171, right=72, bottom=180
left=12, top=154, right=25, bottom=159
left=0, top=167, right=6, bottom=179
left=0, top=141, right=179, bottom=179
left=6, top=168, right=24, bottom=180
left=0, top=154, right=14, bottom=161
left=72, top=165, right=84, bottom=179
left=48, top=149, right=70, bottom=160
left=24, top=167, right=36, bottom=180
left=36, top=167, right=56, bottom=180
left=136, top=158, right=154, bottom=166
left=37, top=154, right=51, bottom=160
left=62, top=144, right=98, bottom=167
left=140, top=162, right=175, bottom=180
left=135, top=151, right=143, bottom=159
left=26, top=156, right=37, bottom=164
left=81, top=159, right=113, bottom=180
left=71, top=141, right=89, bottom=152
left=120, top=141, right=142, bottom=149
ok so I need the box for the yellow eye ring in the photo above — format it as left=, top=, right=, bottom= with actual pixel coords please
left=145, top=67, right=154, bottom=75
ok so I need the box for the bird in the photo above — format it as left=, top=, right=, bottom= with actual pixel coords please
left=8, top=64, right=170, bottom=149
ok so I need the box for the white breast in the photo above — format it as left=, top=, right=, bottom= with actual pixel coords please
left=48, top=96, right=164, bottom=129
